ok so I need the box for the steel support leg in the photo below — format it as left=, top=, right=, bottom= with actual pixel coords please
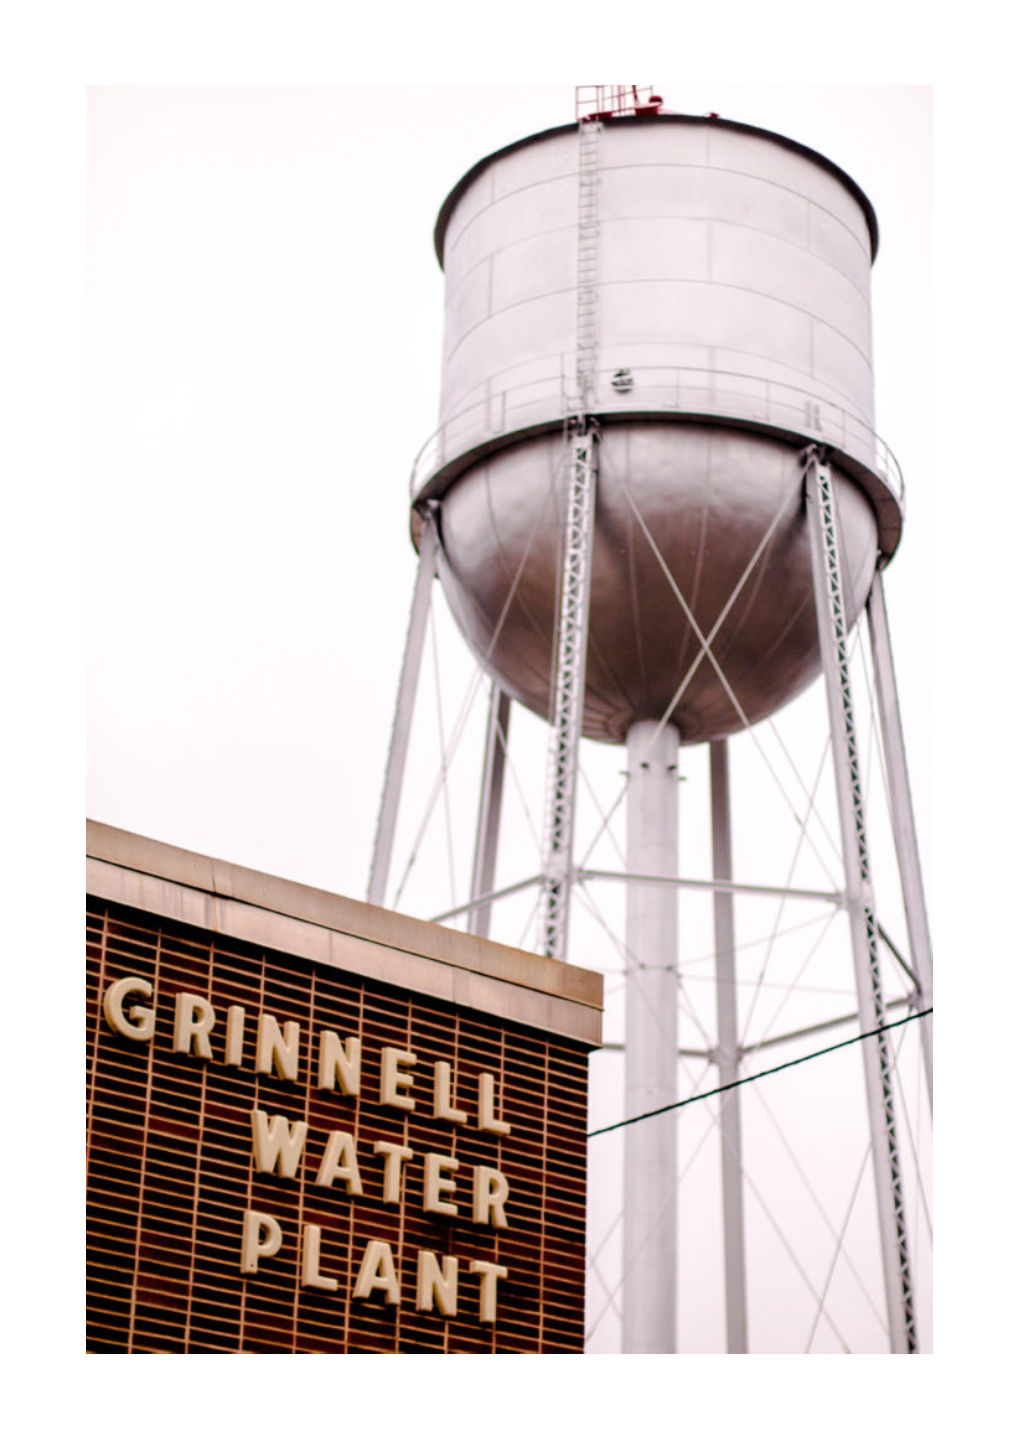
left=536, top=427, right=598, bottom=960
left=804, top=450, right=917, bottom=1354
left=623, top=719, right=679, bottom=1353
left=367, top=510, right=438, bottom=907
left=468, top=685, right=512, bottom=939
left=866, top=570, right=933, bottom=1108
left=710, top=739, right=749, bottom=1354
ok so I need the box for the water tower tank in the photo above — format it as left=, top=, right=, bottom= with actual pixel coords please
left=410, top=113, right=903, bottom=744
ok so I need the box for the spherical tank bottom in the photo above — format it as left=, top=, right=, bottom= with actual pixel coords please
left=433, top=421, right=879, bottom=745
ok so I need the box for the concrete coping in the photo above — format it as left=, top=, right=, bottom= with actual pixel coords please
left=86, top=821, right=603, bottom=1048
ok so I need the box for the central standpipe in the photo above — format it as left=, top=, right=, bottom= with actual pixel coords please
left=710, top=740, right=750, bottom=1353
left=623, top=719, right=679, bottom=1353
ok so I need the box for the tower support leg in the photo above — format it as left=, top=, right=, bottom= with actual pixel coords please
left=866, top=570, right=933, bottom=1108
left=537, top=427, right=598, bottom=960
left=468, top=685, right=512, bottom=938
left=804, top=450, right=917, bottom=1354
left=623, top=719, right=679, bottom=1353
left=367, top=510, right=438, bottom=907
left=710, top=739, right=749, bottom=1354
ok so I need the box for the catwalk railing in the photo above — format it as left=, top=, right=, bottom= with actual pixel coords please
left=409, top=363, right=904, bottom=507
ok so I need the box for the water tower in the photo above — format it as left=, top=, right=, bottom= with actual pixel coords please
left=369, top=87, right=932, bottom=1353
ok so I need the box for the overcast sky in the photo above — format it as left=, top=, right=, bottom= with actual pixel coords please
left=87, top=85, right=933, bottom=1358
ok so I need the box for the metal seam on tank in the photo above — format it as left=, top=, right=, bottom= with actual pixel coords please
left=443, top=280, right=875, bottom=378
left=439, top=343, right=873, bottom=428
left=486, top=462, right=641, bottom=725
left=443, top=171, right=582, bottom=264
left=416, top=418, right=896, bottom=559
left=478, top=168, right=869, bottom=277
left=446, top=205, right=868, bottom=301
left=623, top=433, right=650, bottom=701
left=599, top=429, right=655, bottom=705
left=442, top=220, right=582, bottom=303
left=616, top=426, right=707, bottom=717
left=593, top=213, right=872, bottom=305
left=833, top=476, right=877, bottom=611
left=442, top=162, right=498, bottom=260
left=480, top=462, right=542, bottom=621
left=439, top=548, right=555, bottom=701
left=847, top=536, right=878, bottom=612
left=433, top=117, right=880, bottom=266
left=714, top=494, right=802, bottom=677
left=458, top=263, right=871, bottom=347
left=595, top=279, right=875, bottom=372
left=447, top=285, right=877, bottom=395
left=592, top=160, right=873, bottom=263
left=440, top=455, right=560, bottom=695
left=704, top=122, right=874, bottom=247
left=674, top=452, right=715, bottom=686
left=751, top=586, right=817, bottom=684
left=449, top=448, right=638, bottom=727
left=480, top=455, right=564, bottom=667
left=444, top=158, right=873, bottom=275
left=443, top=290, right=576, bottom=366
left=445, top=210, right=872, bottom=312
left=481, top=490, right=562, bottom=674
left=583, top=644, right=642, bottom=725
left=579, top=589, right=645, bottom=722
left=750, top=476, right=873, bottom=678
left=607, top=428, right=706, bottom=691
left=439, top=349, right=569, bottom=416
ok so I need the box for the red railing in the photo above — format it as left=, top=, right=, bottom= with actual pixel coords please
left=575, top=86, right=663, bottom=122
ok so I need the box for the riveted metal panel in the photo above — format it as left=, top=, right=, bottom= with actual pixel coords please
left=702, top=124, right=870, bottom=245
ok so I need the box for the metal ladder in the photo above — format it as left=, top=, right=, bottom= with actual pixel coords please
left=537, top=119, right=602, bottom=960
left=573, top=118, right=601, bottom=413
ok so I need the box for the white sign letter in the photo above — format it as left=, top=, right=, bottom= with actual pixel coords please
left=373, top=1140, right=414, bottom=1205
left=380, top=1048, right=417, bottom=1111
left=224, top=1005, right=245, bottom=1067
left=240, top=1209, right=282, bottom=1274
left=423, top=1153, right=459, bottom=1217
left=433, top=1060, right=468, bottom=1124
left=470, top=1258, right=508, bottom=1325
left=301, top=1223, right=338, bottom=1292
left=478, top=1072, right=511, bottom=1135
left=317, top=1031, right=361, bottom=1095
left=353, top=1239, right=400, bottom=1305
left=250, top=1108, right=308, bottom=1179
left=173, top=991, right=216, bottom=1059
left=472, top=1166, right=510, bottom=1229
left=315, top=1131, right=364, bottom=1195
left=103, top=976, right=155, bottom=1042
left=416, top=1251, right=458, bottom=1317
left=256, top=1013, right=301, bottom=1082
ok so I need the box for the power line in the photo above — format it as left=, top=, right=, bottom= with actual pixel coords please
left=588, top=1008, right=933, bottom=1138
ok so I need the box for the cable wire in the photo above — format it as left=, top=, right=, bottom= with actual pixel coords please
left=588, top=1008, right=932, bottom=1138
